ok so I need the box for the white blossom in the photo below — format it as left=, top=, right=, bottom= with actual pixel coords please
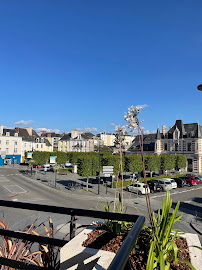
left=115, top=125, right=126, bottom=134
left=124, top=105, right=144, bottom=132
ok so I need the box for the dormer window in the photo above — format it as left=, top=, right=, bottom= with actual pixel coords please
left=6, top=132, right=10, bottom=136
left=173, top=129, right=179, bottom=141
left=36, top=138, right=39, bottom=142
left=14, top=133, right=18, bottom=137
left=41, top=138, right=44, bottom=143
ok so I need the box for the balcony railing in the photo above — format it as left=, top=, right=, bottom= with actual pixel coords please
left=0, top=200, right=145, bottom=270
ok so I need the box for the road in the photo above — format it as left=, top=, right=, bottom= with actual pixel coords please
left=0, top=166, right=201, bottom=243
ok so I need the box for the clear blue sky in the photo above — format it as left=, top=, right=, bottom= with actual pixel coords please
left=0, top=1, right=202, bottom=135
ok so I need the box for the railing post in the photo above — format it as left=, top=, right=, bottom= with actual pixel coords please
left=70, top=214, right=76, bottom=240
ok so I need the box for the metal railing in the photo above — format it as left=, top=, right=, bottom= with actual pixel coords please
left=0, top=200, right=145, bottom=270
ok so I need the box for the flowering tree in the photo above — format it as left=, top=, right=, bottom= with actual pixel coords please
left=114, top=125, right=126, bottom=210
left=124, top=105, right=153, bottom=225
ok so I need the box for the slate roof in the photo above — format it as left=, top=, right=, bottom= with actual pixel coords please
left=127, top=133, right=156, bottom=152
left=3, top=128, right=16, bottom=136
left=15, top=128, right=33, bottom=142
left=81, top=132, right=94, bottom=139
left=167, top=120, right=202, bottom=139
left=41, top=133, right=62, bottom=138
left=60, top=133, right=71, bottom=141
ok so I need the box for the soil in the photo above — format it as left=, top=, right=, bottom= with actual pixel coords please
left=82, top=225, right=191, bottom=270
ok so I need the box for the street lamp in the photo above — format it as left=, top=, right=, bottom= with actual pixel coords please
left=197, top=84, right=202, bottom=91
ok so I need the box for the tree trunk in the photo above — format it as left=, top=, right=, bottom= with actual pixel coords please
left=86, top=176, right=89, bottom=191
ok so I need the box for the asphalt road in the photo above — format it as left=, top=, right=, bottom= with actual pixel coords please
left=0, top=166, right=202, bottom=243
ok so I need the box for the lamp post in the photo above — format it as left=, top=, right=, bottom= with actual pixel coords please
left=197, top=84, right=202, bottom=91
left=98, top=140, right=101, bottom=195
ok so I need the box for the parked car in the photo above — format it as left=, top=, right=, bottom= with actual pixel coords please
left=191, top=176, right=201, bottom=184
left=195, top=175, right=202, bottom=182
left=172, top=177, right=187, bottom=188
left=125, top=183, right=150, bottom=195
left=164, top=178, right=177, bottom=189
left=147, top=180, right=162, bottom=193
left=33, top=164, right=42, bottom=168
left=44, top=164, right=50, bottom=168
left=155, top=179, right=172, bottom=191
left=179, top=176, right=197, bottom=186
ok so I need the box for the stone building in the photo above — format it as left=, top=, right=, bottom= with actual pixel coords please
left=127, top=119, right=202, bottom=173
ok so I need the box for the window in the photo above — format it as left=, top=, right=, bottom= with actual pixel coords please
left=6, top=132, right=10, bottom=136
left=41, top=144, right=43, bottom=148
left=24, top=143, right=27, bottom=147
left=36, top=138, right=39, bottom=142
left=15, top=141, right=17, bottom=145
left=164, top=143, right=167, bottom=151
left=36, top=144, right=39, bottom=149
left=14, top=133, right=18, bottom=137
left=6, top=140, right=9, bottom=145
left=0, top=140, right=1, bottom=145
left=175, top=143, right=178, bottom=151
left=41, top=138, right=44, bottom=143
left=6, top=148, right=9, bottom=154
left=14, top=148, right=17, bottom=153
left=174, top=130, right=179, bottom=140
left=187, top=143, right=191, bottom=151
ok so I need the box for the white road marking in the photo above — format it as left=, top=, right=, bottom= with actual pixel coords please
left=13, top=198, right=47, bottom=203
left=0, top=177, right=10, bottom=182
left=150, top=186, right=202, bottom=199
left=3, top=185, right=27, bottom=194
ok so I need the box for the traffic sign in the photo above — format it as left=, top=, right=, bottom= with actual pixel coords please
left=103, top=166, right=114, bottom=174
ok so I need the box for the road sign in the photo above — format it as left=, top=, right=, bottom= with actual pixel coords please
left=103, top=166, right=114, bottom=174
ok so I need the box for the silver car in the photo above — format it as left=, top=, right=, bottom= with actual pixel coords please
left=156, top=179, right=172, bottom=191
left=164, top=178, right=177, bottom=189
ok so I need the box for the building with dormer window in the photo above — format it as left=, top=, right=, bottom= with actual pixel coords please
left=127, top=119, right=202, bottom=173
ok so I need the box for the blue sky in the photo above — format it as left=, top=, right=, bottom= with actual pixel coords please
left=0, top=1, right=202, bottom=135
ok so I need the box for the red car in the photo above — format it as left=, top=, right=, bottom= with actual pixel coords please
left=191, top=176, right=201, bottom=184
left=33, top=164, right=42, bottom=168
left=182, top=176, right=197, bottom=186
left=185, top=174, right=201, bottom=184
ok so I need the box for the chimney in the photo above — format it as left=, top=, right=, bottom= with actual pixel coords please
left=162, top=125, right=167, bottom=135
left=25, top=127, right=33, bottom=136
left=42, top=130, right=46, bottom=135
left=15, top=127, right=20, bottom=133
left=47, top=133, right=51, bottom=137
left=0, top=125, right=3, bottom=136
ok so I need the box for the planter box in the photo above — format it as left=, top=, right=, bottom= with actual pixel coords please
left=60, top=225, right=115, bottom=270
left=184, top=233, right=202, bottom=270
left=60, top=228, right=202, bottom=270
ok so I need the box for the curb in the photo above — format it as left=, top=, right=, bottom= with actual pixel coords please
left=190, top=221, right=202, bottom=235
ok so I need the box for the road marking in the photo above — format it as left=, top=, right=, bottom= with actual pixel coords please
left=0, top=177, right=10, bottom=182
left=3, top=185, right=26, bottom=194
left=12, top=198, right=47, bottom=203
left=150, top=186, right=202, bottom=199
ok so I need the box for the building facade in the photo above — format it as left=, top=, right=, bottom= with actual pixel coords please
left=127, top=120, right=202, bottom=173
left=0, top=125, right=22, bottom=165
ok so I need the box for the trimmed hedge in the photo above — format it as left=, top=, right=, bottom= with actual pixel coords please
left=113, top=174, right=185, bottom=188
